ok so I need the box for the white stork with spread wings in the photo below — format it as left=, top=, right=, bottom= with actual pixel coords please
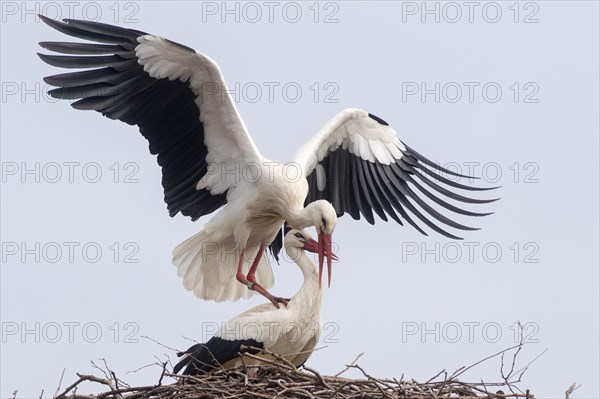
left=38, top=16, right=496, bottom=306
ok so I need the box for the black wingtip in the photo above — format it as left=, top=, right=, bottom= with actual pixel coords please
left=473, top=185, right=502, bottom=191
left=442, top=231, right=464, bottom=240
left=40, top=74, right=55, bottom=86
left=38, top=14, right=61, bottom=27
left=404, top=144, right=493, bottom=180
left=368, top=113, right=389, bottom=126
left=37, top=52, right=52, bottom=65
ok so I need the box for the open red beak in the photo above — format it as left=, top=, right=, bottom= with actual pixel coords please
left=303, top=235, right=337, bottom=287
left=303, top=238, right=338, bottom=261
left=318, top=231, right=333, bottom=288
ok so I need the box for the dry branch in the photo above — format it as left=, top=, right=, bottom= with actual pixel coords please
left=49, top=343, right=537, bottom=399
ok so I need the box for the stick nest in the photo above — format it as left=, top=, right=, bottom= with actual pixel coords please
left=51, top=344, right=537, bottom=399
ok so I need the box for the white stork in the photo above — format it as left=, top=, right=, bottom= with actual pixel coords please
left=38, top=17, right=496, bottom=306
left=173, top=228, right=335, bottom=375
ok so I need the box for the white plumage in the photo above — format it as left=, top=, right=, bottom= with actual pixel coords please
left=174, top=228, right=333, bottom=375
left=172, top=230, right=274, bottom=302
left=39, top=17, right=496, bottom=306
left=292, top=108, right=406, bottom=171
left=38, top=16, right=339, bottom=306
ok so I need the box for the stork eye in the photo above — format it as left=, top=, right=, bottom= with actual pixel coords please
left=321, top=216, right=327, bottom=230
left=294, top=232, right=304, bottom=240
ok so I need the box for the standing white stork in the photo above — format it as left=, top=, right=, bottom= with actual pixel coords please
left=173, top=228, right=335, bottom=375
left=38, top=17, right=496, bottom=305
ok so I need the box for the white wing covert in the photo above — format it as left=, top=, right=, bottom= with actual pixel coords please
left=291, top=108, right=497, bottom=240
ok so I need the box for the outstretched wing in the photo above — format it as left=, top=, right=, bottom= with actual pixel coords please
left=38, top=16, right=262, bottom=221
left=290, top=108, right=498, bottom=240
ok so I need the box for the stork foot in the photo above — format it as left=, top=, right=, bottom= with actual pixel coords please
left=268, top=296, right=289, bottom=308
left=236, top=272, right=288, bottom=308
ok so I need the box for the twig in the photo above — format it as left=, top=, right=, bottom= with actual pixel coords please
left=240, top=345, right=297, bottom=370
left=54, top=375, right=85, bottom=399
left=565, top=382, right=580, bottom=399
left=52, top=368, right=66, bottom=399
left=334, top=352, right=364, bottom=377
left=157, top=362, right=167, bottom=386
left=302, top=365, right=333, bottom=390
left=451, top=343, right=523, bottom=380
left=141, top=335, right=179, bottom=352
left=512, top=348, right=548, bottom=380
left=128, top=362, right=158, bottom=375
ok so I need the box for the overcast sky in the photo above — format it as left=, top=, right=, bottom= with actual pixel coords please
left=1, top=1, right=599, bottom=397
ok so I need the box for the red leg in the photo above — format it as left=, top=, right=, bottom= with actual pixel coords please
left=235, top=246, right=288, bottom=308
left=246, top=244, right=265, bottom=283
left=235, top=248, right=248, bottom=285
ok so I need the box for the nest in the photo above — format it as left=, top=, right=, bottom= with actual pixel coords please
left=50, top=343, right=539, bottom=399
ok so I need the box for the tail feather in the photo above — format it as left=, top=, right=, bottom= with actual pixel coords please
left=174, top=337, right=264, bottom=375
left=173, top=230, right=275, bottom=302
left=173, top=343, right=216, bottom=375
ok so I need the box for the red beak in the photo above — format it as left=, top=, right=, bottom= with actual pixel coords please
left=318, top=231, right=333, bottom=288
left=303, top=238, right=338, bottom=261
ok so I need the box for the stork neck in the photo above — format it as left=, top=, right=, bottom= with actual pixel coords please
left=285, top=208, right=313, bottom=230
left=285, top=246, right=322, bottom=310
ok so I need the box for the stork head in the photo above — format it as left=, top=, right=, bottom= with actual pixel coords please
left=303, top=200, right=338, bottom=287
left=284, top=228, right=338, bottom=285
left=284, top=228, right=339, bottom=258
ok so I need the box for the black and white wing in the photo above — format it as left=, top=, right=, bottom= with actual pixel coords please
left=174, top=300, right=295, bottom=374
left=174, top=337, right=263, bottom=375
left=291, top=108, right=497, bottom=240
left=38, top=16, right=262, bottom=221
